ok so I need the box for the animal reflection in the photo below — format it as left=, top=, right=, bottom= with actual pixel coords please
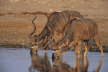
left=29, top=52, right=103, bottom=72
left=29, top=52, right=51, bottom=72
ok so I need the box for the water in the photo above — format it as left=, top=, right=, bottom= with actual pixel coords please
left=0, top=48, right=108, bottom=72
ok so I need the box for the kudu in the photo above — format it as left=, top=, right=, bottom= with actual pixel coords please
left=53, top=18, right=104, bottom=58
left=29, top=10, right=83, bottom=55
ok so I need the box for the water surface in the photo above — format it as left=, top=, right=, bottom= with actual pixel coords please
left=0, top=48, right=108, bottom=72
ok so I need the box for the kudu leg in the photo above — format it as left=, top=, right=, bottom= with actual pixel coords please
left=52, top=49, right=62, bottom=62
left=52, top=40, right=69, bottom=61
left=75, top=40, right=82, bottom=55
left=83, top=42, right=89, bottom=56
left=31, top=45, right=38, bottom=54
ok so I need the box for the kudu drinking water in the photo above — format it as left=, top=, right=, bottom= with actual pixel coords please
left=29, top=10, right=83, bottom=55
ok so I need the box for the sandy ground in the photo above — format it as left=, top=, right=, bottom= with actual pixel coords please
left=0, top=0, right=108, bottom=47
left=0, top=14, right=108, bottom=47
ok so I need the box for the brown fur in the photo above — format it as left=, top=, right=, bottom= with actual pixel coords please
left=30, top=10, right=83, bottom=51
left=46, top=10, right=83, bottom=50
left=54, top=18, right=103, bottom=56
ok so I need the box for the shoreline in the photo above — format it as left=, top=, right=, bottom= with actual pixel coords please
left=0, top=44, right=108, bottom=53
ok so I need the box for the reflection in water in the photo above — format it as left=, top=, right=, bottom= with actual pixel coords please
left=29, top=52, right=103, bottom=72
left=29, top=53, right=51, bottom=72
